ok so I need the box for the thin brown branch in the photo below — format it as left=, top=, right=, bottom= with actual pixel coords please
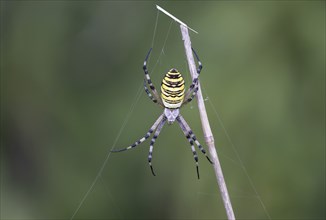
left=180, top=25, right=236, bottom=220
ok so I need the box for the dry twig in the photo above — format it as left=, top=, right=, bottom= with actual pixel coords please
left=156, top=5, right=236, bottom=219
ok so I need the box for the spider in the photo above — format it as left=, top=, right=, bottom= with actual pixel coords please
left=111, top=48, right=213, bottom=179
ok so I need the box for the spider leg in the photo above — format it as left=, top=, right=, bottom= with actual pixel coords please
left=177, top=115, right=213, bottom=164
left=182, top=86, right=199, bottom=106
left=111, top=114, right=164, bottom=152
left=143, top=48, right=163, bottom=106
left=188, top=139, right=200, bottom=179
left=189, top=131, right=213, bottom=164
left=176, top=116, right=200, bottom=179
left=143, top=79, right=158, bottom=103
left=144, top=79, right=164, bottom=107
left=182, top=48, right=202, bottom=105
left=148, top=116, right=167, bottom=176
left=188, top=48, right=202, bottom=91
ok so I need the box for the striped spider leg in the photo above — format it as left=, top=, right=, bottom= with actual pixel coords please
left=144, top=79, right=163, bottom=106
left=111, top=114, right=167, bottom=175
left=177, top=115, right=213, bottom=164
left=111, top=114, right=165, bottom=153
left=182, top=48, right=202, bottom=106
left=148, top=116, right=167, bottom=176
left=176, top=115, right=200, bottom=179
left=143, top=48, right=164, bottom=107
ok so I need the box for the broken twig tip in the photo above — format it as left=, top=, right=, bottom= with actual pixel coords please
left=156, top=5, right=198, bottom=34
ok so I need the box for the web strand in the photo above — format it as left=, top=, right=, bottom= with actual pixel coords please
left=201, top=87, right=271, bottom=220
left=70, top=10, right=173, bottom=219
left=99, top=177, right=123, bottom=219
left=70, top=85, right=144, bottom=220
left=151, top=20, right=174, bottom=74
left=151, top=10, right=159, bottom=49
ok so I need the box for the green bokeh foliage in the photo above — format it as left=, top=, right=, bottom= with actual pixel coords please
left=1, top=1, right=325, bottom=219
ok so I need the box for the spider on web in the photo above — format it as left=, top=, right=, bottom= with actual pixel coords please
left=112, top=48, right=213, bottom=179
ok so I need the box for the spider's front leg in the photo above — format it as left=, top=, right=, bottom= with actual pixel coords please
left=183, top=86, right=199, bottom=105
left=143, top=79, right=158, bottom=104
left=182, top=48, right=202, bottom=105
left=143, top=48, right=164, bottom=106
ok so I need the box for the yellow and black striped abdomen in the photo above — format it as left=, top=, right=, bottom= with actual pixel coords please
left=161, top=68, right=185, bottom=109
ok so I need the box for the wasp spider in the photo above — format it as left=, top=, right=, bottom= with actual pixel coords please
left=112, top=48, right=213, bottom=179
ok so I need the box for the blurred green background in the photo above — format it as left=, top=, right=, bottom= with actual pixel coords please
left=1, top=1, right=325, bottom=219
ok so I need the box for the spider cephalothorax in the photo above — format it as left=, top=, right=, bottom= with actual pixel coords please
left=112, top=48, right=212, bottom=179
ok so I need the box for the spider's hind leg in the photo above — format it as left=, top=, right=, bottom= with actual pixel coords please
left=148, top=116, right=167, bottom=176
left=189, top=131, right=213, bottom=164
left=177, top=115, right=213, bottom=165
left=176, top=116, right=201, bottom=179
left=111, top=114, right=164, bottom=152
